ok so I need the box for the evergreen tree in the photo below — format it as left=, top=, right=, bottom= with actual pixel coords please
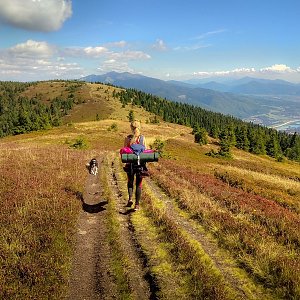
left=128, top=110, right=135, bottom=122
left=218, top=129, right=232, bottom=157
left=235, top=126, right=250, bottom=151
left=249, top=129, right=266, bottom=155
left=266, top=132, right=281, bottom=158
left=194, top=127, right=208, bottom=145
left=285, top=134, right=300, bottom=161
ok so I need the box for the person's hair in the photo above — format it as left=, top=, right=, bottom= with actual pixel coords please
left=130, top=120, right=141, bottom=145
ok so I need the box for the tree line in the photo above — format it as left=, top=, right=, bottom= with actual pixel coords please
left=0, top=81, right=80, bottom=138
left=114, top=88, right=300, bottom=162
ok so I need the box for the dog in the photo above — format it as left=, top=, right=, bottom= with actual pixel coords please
left=88, top=158, right=98, bottom=176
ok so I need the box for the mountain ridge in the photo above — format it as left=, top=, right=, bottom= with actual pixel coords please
left=80, top=72, right=272, bottom=119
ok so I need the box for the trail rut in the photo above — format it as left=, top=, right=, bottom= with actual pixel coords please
left=67, top=158, right=116, bottom=300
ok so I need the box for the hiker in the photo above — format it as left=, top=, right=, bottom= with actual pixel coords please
left=124, top=120, right=147, bottom=210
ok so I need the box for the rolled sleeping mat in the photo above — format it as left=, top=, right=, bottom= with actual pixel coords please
left=121, top=152, right=159, bottom=163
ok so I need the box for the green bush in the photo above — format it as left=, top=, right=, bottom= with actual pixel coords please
left=70, top=137, right=89, bottom=149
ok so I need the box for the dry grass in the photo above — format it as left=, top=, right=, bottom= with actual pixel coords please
left=215, top=165, right=300, bottom=191
left=150, top=158, right=300, bottom=299
left=2, top=81, right=300, bottom=299
left=0, top=143, right=91, bottom=299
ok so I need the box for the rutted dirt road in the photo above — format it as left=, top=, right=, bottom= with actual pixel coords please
left=67, top=152, right=272, bottom=300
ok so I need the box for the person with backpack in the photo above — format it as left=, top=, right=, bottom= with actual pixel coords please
left=123, top=120, right=147, bottom=210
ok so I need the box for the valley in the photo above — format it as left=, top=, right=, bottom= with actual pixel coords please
left=244, top=95, right=300, bottom=133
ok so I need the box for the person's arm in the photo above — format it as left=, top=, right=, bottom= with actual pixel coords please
left=124, top=135, right=133, bottom=147
left=124, top=136, right=129, bottom=147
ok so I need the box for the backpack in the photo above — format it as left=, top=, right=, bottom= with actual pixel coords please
left=130, top=135, right=145, bottom=155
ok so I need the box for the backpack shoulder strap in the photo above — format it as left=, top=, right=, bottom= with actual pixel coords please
left=139, top=135, right=144, bottom=145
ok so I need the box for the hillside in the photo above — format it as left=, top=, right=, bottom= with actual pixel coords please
left=81, top=72, right=300, bottom=130
left=1, top=81, right=300, bottom=299
left=81, top=72, right=272, bottom=119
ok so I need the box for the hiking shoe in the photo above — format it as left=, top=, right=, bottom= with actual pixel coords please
left=134, top=205, right=140, bottom=211
left=126, top=200, right=133, bottom=207
left=141, top=170, right=150, bottom=177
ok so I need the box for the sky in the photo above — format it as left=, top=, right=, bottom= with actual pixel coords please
left=0, top=0, right=300, bottom=82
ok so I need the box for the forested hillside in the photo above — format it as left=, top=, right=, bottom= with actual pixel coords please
left=115, top=88, right=300, bottom=162
left=0, top=81, right=85, bottom=137
left=1, top=81, right=299, bottom=162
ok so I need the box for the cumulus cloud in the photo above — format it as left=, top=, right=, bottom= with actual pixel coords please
left=98, top=60, right=134, bottom=73
left=83, top=46, right=108, bottom=57
left=9, top=40, right=55, bottom=58
left=0, top=39, right=83, bottom=81
left=0, top=38, right=154, bottom=80
left=0, top=55, right=82, bottom=81
left=0, top=0, right=72, bottom=32
left=259, top=64, right=295, bottom=73
left=63, top=46, right=109, bottom=58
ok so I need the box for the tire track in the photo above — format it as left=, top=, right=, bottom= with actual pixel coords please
left=108, top=154, right=156, bottom=300
left=144, top=178, right=273, bottom=300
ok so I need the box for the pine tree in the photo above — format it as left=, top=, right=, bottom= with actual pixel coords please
left=266, top=132, right=281, bottom=158
left=128, top=110, right=135, bottom=122
left=218, top=129, right=232, bottom=158
left=194, top=127, right=208, bottom=145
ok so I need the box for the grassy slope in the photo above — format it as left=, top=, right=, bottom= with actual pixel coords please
left=1, top=81, right=300, bottom=299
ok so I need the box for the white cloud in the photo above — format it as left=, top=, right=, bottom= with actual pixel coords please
left=0, top=0, right=72, bottom=32
left=58, top=42, right=150, bottom=62
left=259, top=64, right=295, bottom=73
left=0, top=40, right=82, bottom=81
left=63, top=46, right=109, bottom=58
left=98, top=60, right=134, bottom=73
left=152, top=39, right=167, bottom=51
left=191, top=65, right=300, bottom=82
left=83, top=46, right=108, bottom=57
left=9, top=40, right=55, bottom=58
left=193, top=68, right=256, bottom=77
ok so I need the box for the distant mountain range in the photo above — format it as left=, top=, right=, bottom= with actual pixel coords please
left=80, top=72, right=300, bottom=121
left=185, top=76, right=300, bottom=95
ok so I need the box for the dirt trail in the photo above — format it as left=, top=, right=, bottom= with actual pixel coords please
left=67, top=154, right=153, bottom=300
left=67, top=158, right=117, bottom=300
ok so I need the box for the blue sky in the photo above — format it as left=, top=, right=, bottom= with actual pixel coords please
left=0, top=0, right=300, bottom=82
